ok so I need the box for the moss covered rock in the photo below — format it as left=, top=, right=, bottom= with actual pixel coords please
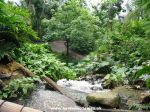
left=86, top=91, right=119, bottom=108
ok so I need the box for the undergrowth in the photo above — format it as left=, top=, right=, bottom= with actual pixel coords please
left=10, top=43, right=76, bottom=81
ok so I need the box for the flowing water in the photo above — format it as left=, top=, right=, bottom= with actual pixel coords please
left=15, top=78, right=108, bottom=112
left=16, top=83, right=94, bottom=112
left=57, top=79, right=104, bottom=93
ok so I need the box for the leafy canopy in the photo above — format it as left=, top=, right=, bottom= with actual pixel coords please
left=0, top=1, right=37, bottom=58
left=45, top=0, right=100, bottom=54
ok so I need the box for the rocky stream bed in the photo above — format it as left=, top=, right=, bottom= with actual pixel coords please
left=13, top=76, right=150, bottom=112
left=0, top=61, right=150, bottom=112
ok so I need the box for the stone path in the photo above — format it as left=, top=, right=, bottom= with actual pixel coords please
left=50, top=41, right=85, bottom=60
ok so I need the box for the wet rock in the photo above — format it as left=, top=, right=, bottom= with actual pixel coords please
left=93, top=62, right=111, bottom=74
left=79, top=74, right=104, bottom=82
left=86, top=91, right=119, bottom=108
left=60, top=87, right=89, bottom=107
left=140, top=92, right=150, bottom=104
left=0, top=73, right=11, bottom=79
left=0, top=61, right=24, bottom=79
left=0, top=55, right=13, bottom=65
left=112, top=86, right=149, bottom=109
left=45, top=82, right=90, bottom=107
left=16, top=84, right=94, bottom=112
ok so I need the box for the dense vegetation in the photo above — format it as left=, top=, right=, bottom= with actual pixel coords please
left=45, top=0, right=100, bottom=54
left=0, top=0, right=150, bottom=110
left=11, top=43, right=76, bottom=81
left=0, top=0, right=37, bottom=58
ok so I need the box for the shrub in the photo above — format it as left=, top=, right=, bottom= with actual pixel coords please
left=11, top=43, right=76, bottom=81
left=0, top=1, right=37, bottom=59
left=0, top=77, right=39, bottom=99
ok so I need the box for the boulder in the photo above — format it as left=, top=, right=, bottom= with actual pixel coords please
left=140, top=93, right=150, bottom=104
left=86, top=91, right=119, bottom=108
left=112, top=86, right=148, bottom=109
left=16, top=84, right=94, bottom=112
left=93, top=61, right=111, bottom=74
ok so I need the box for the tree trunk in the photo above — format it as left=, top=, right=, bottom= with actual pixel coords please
left=13, top=61, right=65, bottom=95
left=42, top=76, right=64, bottom=95
left=66, top=38, right=69, bottom=66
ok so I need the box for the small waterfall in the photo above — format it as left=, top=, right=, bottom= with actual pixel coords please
left=57, top=79, right=103, bottom=93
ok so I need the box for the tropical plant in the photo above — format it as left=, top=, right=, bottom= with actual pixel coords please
left=0, top=1, right=37, bottom=59
left=71, top=52, right=112, bottom=77
left=21, top=0, right=61, bottom=37
left=79, top=0, right=150, bottom=89
left=125, top=0, right=150, bottom=36
left=104, top=66, right=128, bottom=88
left=0, top=77, right=39, bottom=99
left=135, top=61, right=150, bottom=88
left=130, top=103, right=150, bottom=111
left=11, top=43, right=76, bottom=81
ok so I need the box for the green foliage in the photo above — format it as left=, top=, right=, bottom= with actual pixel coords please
left=126, top=0, right=150, bottom=37
left=0, top=1, right=37, bottom=59
left=70, top=0, right=149, bottom=88
left=104, top=66, right=128, bottom=87
left=68, top=15, right=100, bottom=54
left=0, top=32, right=18, bottom=59
left=55, top=52, right=78, bottom=64
left=0, top=2, right=37, bottom=38
left=0, top=0, right=149, bottom=97
left=0, top=0, right=4, bottom=3
left=21, top=0, right=60, bottom=37
left=93, top=0, right=122, bottom=28
left=11, top=43, right=76, bottom=81
left=129, top=103, right=150, bottom=111
left=96, top=29, right=150, bottom=87
left=93, top=5, right=150, bottom=86
left=137, top=66, right=150, bottom=78
left=110, top=35, right=149, bottom=66
left=146, top=78, right=150, bottom=89
left=72, top=52, right=112, bottom=76
left=71, top=54, right=99, bottom=76
left=136, top=62, right=150, bottom=88
left=45, top=0, right=100, bottom=54
left=0, top=77, right=39, bottom=99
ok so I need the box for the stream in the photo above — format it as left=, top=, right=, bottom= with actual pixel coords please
left=12, top=76, right=148, bottom=111
left=16, top=83, right=87, bottom=112
left=15, top=78, right=107, bottom=112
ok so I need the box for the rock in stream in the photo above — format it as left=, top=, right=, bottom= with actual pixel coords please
left=16, top=84, right=94, bottom=112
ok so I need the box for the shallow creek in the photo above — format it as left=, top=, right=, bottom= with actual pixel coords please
left=15, top=83, right=92, bottom=112
left=15, top=79, right=107, bottom=112
left=57, top=79, right=104, bottom=93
